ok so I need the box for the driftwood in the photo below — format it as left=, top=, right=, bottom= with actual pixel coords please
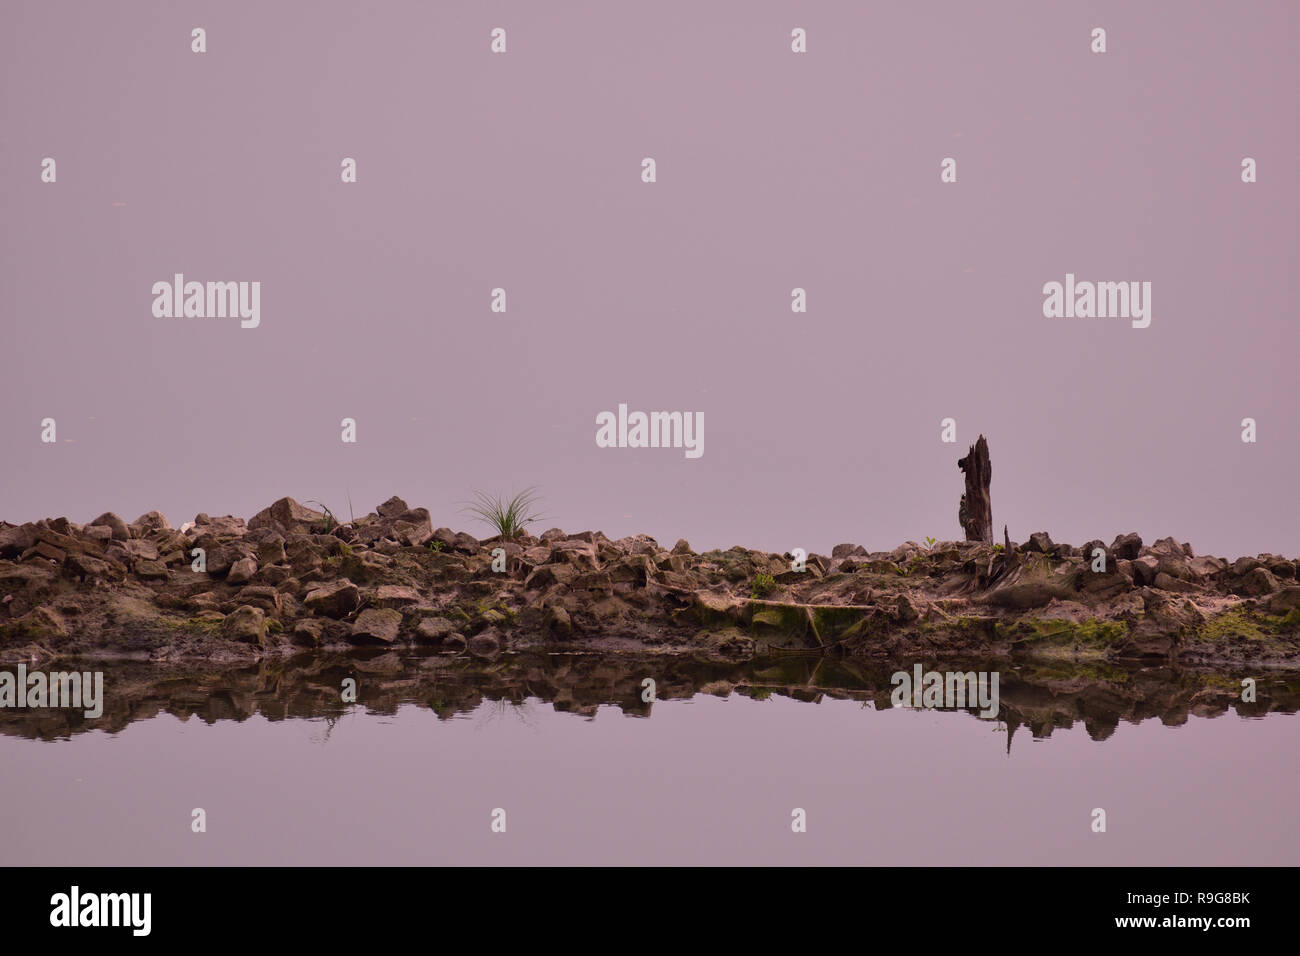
left=957, top=435, right=993, bottom=543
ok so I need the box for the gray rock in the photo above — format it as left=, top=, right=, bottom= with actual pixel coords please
left=350, top=608, right=402, bottom=644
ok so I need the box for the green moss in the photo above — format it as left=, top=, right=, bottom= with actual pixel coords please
left=1029, top=618, right=1128, bottom=644
left=1199, top=606, right=1297, bottom=641
left=750, top=572, right=777, bottom=598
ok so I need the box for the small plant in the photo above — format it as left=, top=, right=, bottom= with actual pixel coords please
left=993, top=543, right=1005, bottom=553
left=305, top=499, right=337, bottom=533
left=428, top=539, right=446, bottom=552
left=751, top=571, right=777, bottom=598
left=463, top=487, right=546, bottom=540
left=923, top=536, right=937, bottom=551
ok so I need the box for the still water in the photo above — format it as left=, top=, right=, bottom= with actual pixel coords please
left=1, top=650, right=1296, bottom=865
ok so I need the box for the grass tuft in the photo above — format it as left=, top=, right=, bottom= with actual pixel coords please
left=463, top=488, right=546, bottom=540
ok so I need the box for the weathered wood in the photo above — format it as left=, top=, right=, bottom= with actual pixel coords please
left=957, top=435, right=993, bottom=543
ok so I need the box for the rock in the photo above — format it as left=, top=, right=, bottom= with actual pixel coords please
left=81, top=525, right=113, bottom=543
left=1268, top=587, right=1300, bottom=613
left=452, top=532, right=480, bottom=554
left=703, top=627, right=755, bottom=661
left=33, top=540, right=67, bottom=563
left=226, top=557, right=258, bottom=585
left=1081, top=540, right=1109, bottom=563
left=1151, top=536, right=1186, bottom=557
left=120, top=539, right=159, bottom=560
left=671, top=538, right=694, bottom=555
left=133, top=559, right=170, bottom=581
left=371, top=496, right=407, bottom=518
left=247, top=497, right=327, bottom=536
left=1024, top=532, right=1056, bottom=555
left=193, top=514, right=247, bottom=537
left=1236, top=567, right=1279, bottom=597
left=292, top=619, right=324, bottom=646
left=134, top=511, right=171, bottom=533
left=415, top=617, right=455, bottom=643
left=372, top=585, right=423, bottom=608
left=1131, top=555, right=1159, bottom=586
left=522, top=546, right=553, bottom=566
left=442, top=632, right=468, bottom=651
left=524, top=564, right=575, bottom=590
left=222, top=605, right=266, bottom=643
left=1189, top=555, right=1227, bottom=578
left=1232, top=556, right=1262, bottom=576
left=832, top=543, right=867, bottom=558
left=1111, top=533, right=1143, bottom=560
left=545, top=605, right=572, bottom=635
left=302, top=579, right=361, bottom=617
left=89, top=513, right=130, bottom=541
left=0, top=524, right=37, bottom=558
left=350, top=608, right=402, bottom=644
left=467, top=630, right=502, bottom=658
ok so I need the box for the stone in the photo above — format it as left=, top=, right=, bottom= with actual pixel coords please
left=350, top=608, right=402, bottom=644
left=247, top=497, right=327, bottom=536
left=222, top=605, right=266, bottom=643
left=302, top=579, right=361, bottom=617
left=134, top=511, right=171, bottom=533
left=291, top=619, right=324, bottom=646
left=133, top=559, right=170, bottom=581
left=89, top=512, right=130, bottom=541
left=1111, top=533, right=1143, bottom=560
left=1131, top=555, right=1159, bottom=586
left=467, top=630, right=502, bottom=659
left=524, top=564, right=575, bottom=590
left=226, top=557, right=258, bottom=585
left=1236, top=567, right=1279, bottom=597
left=372, top=585, right=423, bottom=608
left=1024, top=532, right=1056, bottom=555
left=415, top=617, right=455, bottom=643
left=375, top=496, right=409, bottom=518
left=832, top=543, right=867, bottom=558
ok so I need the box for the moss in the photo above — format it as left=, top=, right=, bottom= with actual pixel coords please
left=750, top=572, right=777, bottom=598
left=1199, top=606, right=1298, bottom=641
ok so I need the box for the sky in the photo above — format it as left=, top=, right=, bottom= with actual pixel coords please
left=2, top=0, right=1296, bottom=559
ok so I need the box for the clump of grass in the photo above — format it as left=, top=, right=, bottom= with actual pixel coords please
left=304, top=499, right=338, bottom=533
left=464, top=488, right=546, bottom=540
left=751, top=571, right=777, bottom=598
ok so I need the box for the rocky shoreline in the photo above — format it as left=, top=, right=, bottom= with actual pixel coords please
left=2, top=496, right=1298, bottom=668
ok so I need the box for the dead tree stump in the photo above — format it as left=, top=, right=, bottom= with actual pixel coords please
left=958, top=435, right=993, bottom=543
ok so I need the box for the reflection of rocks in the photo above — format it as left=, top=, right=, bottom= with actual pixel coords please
left=0, top=651, right=1295, bottom=749
left=1, top=498, right=1298, bottom=669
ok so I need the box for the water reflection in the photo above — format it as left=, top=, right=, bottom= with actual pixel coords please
left=3, top=648, right=1296, bottom=747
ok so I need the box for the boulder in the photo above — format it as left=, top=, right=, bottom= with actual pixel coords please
left=467, top=629, right=502, bottom=659
left=247, top=497, right=327, bottom=536
left=1023, top=532, right=1057, bottom=555
left=1111, top=533, right=1143, bottom=560
left=375, top=496, right=409, bottom=518
left=134, top=511, right=171, bottom=533
left=415, top=617, right=456, bottom=644
left=302, top=579, right=361, bottom=617
left=222, top=605, right=266, bottom=643
left=89, top=512, right=130, bottom=541
left=350, top=608, right=402, bottom=644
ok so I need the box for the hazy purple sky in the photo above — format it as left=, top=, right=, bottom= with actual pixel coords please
left=3, top=0, right=1296, bottom=559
